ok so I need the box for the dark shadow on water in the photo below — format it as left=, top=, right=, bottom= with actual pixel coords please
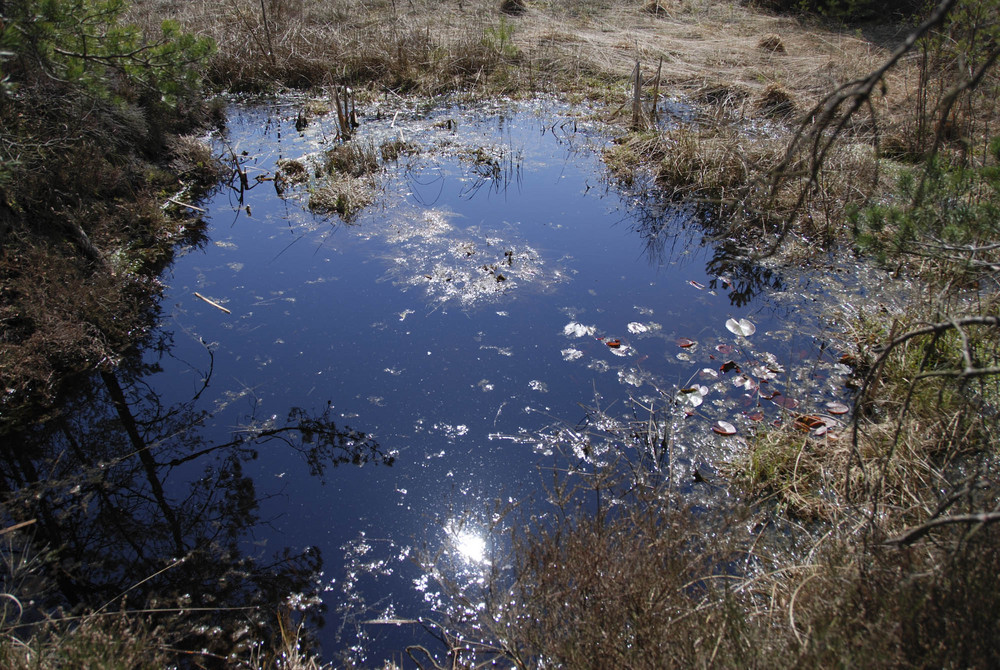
left=0, top=334, right=391, bottom=663
left=618, top=184, right=783, bottom=307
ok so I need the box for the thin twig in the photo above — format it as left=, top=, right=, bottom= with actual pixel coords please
left=887, top=511, right=1000, bottom=545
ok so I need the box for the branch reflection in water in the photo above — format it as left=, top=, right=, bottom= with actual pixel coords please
left=0, top=330, right=392, bottom=662
left=617, top=180, right=783, bottom=308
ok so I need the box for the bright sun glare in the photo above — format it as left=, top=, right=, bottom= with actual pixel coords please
left=448, top=525, right=488, bottom=564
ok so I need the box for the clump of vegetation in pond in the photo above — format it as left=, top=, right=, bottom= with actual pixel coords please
left=308, top=181, right=375, bottom=220
left=379, top=138, right=421, bottom=162
left=323, top=142, right=380, bottom=178
left=306, top=142, right=383, bottom=219
left=276, top=158, right=310, bottom=184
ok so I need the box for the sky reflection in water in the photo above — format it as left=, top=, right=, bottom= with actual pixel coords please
left=149, top=98, right=854, bottom=661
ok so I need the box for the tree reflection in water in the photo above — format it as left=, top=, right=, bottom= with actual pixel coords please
left=622, top=192, right=783, bottom=308
left=0, top=337, right=392, bottom=663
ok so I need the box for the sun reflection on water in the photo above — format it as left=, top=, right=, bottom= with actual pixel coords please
left=445, top=519, right=489, bottom=565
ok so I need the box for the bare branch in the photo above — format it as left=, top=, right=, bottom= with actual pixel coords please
left=887, top=511, right=1000, bottom=546
left=762, top=0, right=958, bottom=255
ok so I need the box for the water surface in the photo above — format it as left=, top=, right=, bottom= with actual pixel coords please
left=23, top=96, right=867, bottom=663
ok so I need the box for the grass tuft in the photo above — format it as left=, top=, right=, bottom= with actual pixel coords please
left=754, top=83, right=796, bottom=119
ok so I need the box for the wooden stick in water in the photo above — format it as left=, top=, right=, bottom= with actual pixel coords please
left=168, top=198, right=206, bottom=212
left=194, top=292, right=232, bottom=314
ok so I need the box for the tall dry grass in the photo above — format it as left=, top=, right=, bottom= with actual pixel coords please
left=411, top=373, right=1000, bottom=667
left=128, top=0, right=531, bottom=93
left=127, top=0, right=893, bottom=103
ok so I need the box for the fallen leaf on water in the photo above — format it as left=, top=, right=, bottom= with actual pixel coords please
left=725, top=317, right=756, bottom=337
left=793, top=414, right=826, bottom=431
left=716, top=344, right=735, bottom=355
left=826, top=401, right=850, bottom=415
left=689, top=280, right=705, bottom=290
left=606, top=339, right=622, bottom=348
left=720, top=360, right=741, bottom=374
left=772, top=395, right=800, bottom=410
left=712, top=420, right=737, bottom=436
left=676, top=337, right=696, bottom=348
left=747, top=411, right=765, bottom=422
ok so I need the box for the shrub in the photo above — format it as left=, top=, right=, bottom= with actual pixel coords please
left=0, top=0, right=213, bottom=109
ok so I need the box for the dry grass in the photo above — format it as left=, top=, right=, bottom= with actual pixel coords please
left=128, top=0, right=530, bottom=93
left=0, top=611, right=174, bottom=669
left=129, top=0, right=892, bottom=106
left=305, top=141, right=385, bottom=220
left=416, top=391, right=1000, bottom=668
left=603, top=122, right=881, bottom=249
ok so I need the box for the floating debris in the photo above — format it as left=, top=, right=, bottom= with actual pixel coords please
left=725, top=317, right=756, bottom=337
left=194, top=292, right=231, bottom=314
left=712, top=420, right=737, bottom=436
left=563, top=322, right=596, bottom=338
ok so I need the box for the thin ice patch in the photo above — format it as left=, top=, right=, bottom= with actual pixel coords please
left=380, top=209, right=564, bottom=308
left=627, top=321, right=661, bottom=335
left=563, top=322, right=595, bottom=338
left=618, top=370, right=644, bottom=387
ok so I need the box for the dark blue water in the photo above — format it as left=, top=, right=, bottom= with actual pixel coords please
left=132, top=97, right=854, bottom=663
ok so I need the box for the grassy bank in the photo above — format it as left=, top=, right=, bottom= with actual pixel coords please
left=0, top=0, right=221, bottom=427
left=3, top=0, right=1000, bottom=667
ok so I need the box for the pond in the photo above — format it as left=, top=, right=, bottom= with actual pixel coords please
left=10, top=95, right=870, bottom=664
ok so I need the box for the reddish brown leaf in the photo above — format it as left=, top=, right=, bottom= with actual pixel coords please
left=711, top=420, right=737, bottom=435
left=793, top=414, right=825, bottom=431
left=772, top=395, right=800, bottom=410
left=826, top=401, right=850, bottom=415
left=606, top=339, right=621, bottom=348
left=676, top=337, right=696, bottom=348
left=720, top=360, right=741, bottom=374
